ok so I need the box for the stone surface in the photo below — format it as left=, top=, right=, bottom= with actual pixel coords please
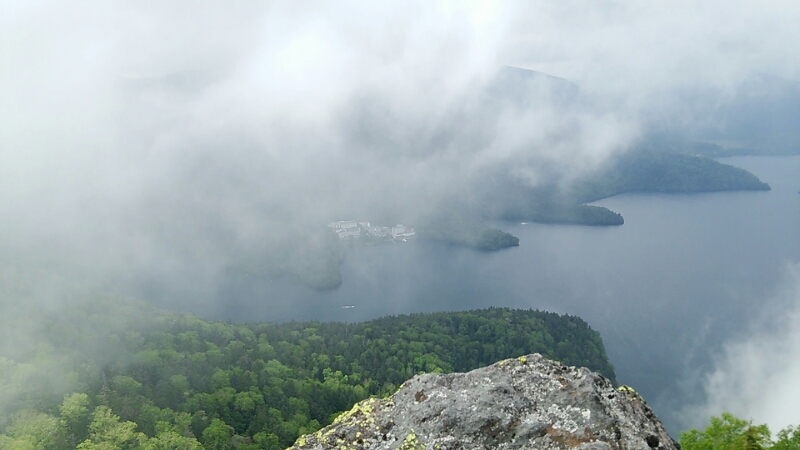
left=288, top=354, right=677, bottom=450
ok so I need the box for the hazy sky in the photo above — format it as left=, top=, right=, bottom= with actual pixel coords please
left=3, top=0, right=800, bottom=433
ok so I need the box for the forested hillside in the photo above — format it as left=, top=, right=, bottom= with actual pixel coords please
left=0, top=295, right=613, bottom=449
left=492, top=150, right=770, bottom=227
left=571, top=150, right=771, bottom=203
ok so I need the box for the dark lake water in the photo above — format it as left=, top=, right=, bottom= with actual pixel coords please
left=177, top=156, right=800, bottom=433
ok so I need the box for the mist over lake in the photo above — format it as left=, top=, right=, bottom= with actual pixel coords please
left=136, top=156, right=800, bottom=433
left=7, top=4, right=800, bottom=446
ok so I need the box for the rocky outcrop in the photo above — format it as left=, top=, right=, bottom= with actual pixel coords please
left=289, top=354, right=677, bottom=450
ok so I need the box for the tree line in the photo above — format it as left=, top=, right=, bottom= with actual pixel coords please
left=681, top=413, right=799, bottom=450
left=0, top=295, right=613, bottom=449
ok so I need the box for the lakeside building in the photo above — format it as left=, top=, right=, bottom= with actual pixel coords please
left=336, top=228, right=361, bottom=239
left=328, top=220, right=358, bottom=230
left=368, top=226, right=390, bottom=237
left=328, top=220, right=414, bottom=240
left=391, top=224, right=416, bottom=238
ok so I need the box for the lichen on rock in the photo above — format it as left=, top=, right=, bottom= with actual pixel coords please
left=288, top=353, right=677, bottom=450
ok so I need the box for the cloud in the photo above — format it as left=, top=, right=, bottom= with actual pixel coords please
left=0, top=1, right=798, bottom=308
left=685, top=262, right=800, bottom=432
left=0, top=2, right=619, bottom=274
left=506, top=2, right=800, bottom=92
left=1, top=0, right=798, bottom=353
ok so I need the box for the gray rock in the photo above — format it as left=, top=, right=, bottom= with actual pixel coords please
left=289, top=354, right=677, bottom=450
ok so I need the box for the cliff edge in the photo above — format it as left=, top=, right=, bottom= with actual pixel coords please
left=289, top=353, right=676, bottom=450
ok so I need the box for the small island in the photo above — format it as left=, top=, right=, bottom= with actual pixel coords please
left=416, top=216, right=520, bottom=251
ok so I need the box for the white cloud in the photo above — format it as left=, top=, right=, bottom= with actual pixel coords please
left=688, top=263, right=800, bottom=432
left=2, top=0, right=800, bottom=328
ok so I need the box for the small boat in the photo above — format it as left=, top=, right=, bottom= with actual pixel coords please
left=342, top=305, right=355, bottom=309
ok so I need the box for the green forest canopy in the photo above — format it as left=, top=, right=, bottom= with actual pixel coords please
left=0, top=295, right=613, bottom=449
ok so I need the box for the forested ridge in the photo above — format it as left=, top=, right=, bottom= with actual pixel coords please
left=571, top=150, right=771, bottom=204
left=0, top=295, right=613, bottom=449
left=495, top=151, right=770, bottom=227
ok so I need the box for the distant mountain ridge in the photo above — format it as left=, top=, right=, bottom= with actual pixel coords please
left=486, top=65, right=581, bottom=108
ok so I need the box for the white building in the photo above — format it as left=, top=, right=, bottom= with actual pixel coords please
left=391, top=224, right=405, bottom=237
left=328, top=220, right=357, bottom=230
left=336, top=228, right=361, bottom=239
left=392, top=224, right=416, bottom=238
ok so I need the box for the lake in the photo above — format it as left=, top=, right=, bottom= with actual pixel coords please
left=192, top=156, right=800, bottom=433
